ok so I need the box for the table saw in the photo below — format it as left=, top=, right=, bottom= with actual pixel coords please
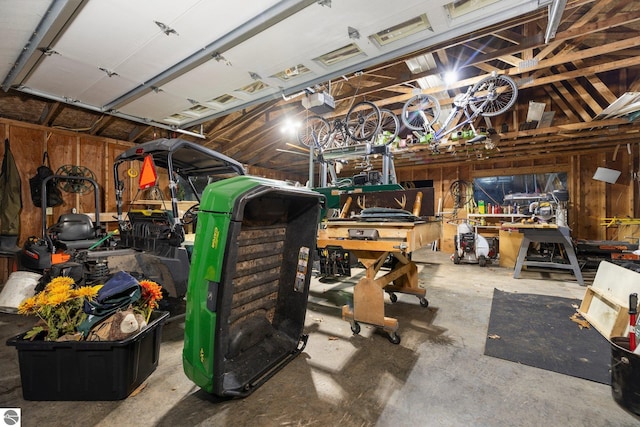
left=502, top=222, right=584, bottom=286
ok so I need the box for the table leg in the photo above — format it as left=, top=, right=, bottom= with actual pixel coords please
left=513, top=236, right=531, bottom=279
left=561, top=238, right=584, bottom=286
left=342, top=251, right=426, bottom=344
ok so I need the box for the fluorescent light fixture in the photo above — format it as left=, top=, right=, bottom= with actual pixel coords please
left=182, top=104, right=215, bottom=118
left=526, top=101, right=546, bottom=123
left=164, top=113, right=190, bottom=125
left=417, top=75, right=443, bottom=89
left=314, top=43, right=364, bottom=67
left=370, top=14, right=431, bottom=47
left=209, top=94, right=238, bottom=104
left=445, top=0, right=500, bottom=18
left=238, top=80, right=269, bottom=94
left=271, top=64, right=311, bottom=81
left=405, top=53, right=437, bottom=74
left=593, top=167, right=621, bottom=184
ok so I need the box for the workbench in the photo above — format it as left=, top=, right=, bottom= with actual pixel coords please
left=503, top=223, right=584, bottom=286
left=317, top=219, right=441, bottom=343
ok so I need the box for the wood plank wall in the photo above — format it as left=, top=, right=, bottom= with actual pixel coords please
left=1, top=117, right=638, bottom=249
left=396, top=144, right=639, bottom=243
left=0, top=119, right=133, bottom=245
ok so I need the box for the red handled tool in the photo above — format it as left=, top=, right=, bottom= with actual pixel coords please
left=629, top=293, right=638, bottom=351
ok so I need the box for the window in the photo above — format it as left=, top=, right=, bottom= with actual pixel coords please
left=473, top=172, right=568, bottom=211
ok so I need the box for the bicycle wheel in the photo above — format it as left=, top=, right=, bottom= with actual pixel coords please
left=297, top=115, right=331, bottom=148
left=345, top=100, right=381, bottom=141
left=374, top=109, right=400, bottom=145
left=401, top=94, right=441, bottom=131
left=469, top=74, right=518, bottom=117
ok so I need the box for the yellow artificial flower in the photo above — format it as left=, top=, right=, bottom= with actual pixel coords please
left=47, top=281, right=73, bottom=296
left=18, top=276, right=94, bottom=340
left=35, top=291, right=48, bottom=306
left=74, top=284, right=103, bottom=299
left=17, top=296, right=37, bottom=314
left=46, top=291, right=69, bottom=307
left=46, top=276, right=75, bottom=289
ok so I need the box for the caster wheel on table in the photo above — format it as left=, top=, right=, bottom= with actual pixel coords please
left=388, top=332, right=401, bottom=345
left=419, top=297, right=429, bottom=308
left=351, top=322, right=361, bottom=335
left=388, top=292, right=398, bottom=303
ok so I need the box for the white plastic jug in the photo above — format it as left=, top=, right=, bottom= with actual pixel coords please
left=0, top=271, right=41, bottom=313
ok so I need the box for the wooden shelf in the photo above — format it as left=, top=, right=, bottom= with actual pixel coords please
left=468, top=213, right=528, bottom=220
left=467, top=213, right=528, bottom=235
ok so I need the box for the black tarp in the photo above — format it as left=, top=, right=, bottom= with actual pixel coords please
left=0, top=139, right=22, bottom=236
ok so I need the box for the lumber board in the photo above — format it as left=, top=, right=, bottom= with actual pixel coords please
left=579, top=260, right=640, bottom=339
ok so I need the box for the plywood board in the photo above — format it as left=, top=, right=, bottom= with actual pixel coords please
left=318, top=221, right=440, bottom=253
left=616, top=224, right=640, bottom=243
left=579, top=287, right=627, bottom=339
left=499, top=229, right=524, bottom=269
left=442, top=222, right=457, bottom=254
left=579, top=260, right=640, bottom=338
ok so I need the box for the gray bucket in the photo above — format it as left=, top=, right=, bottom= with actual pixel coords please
left=0, top=271, right=41, bottom=313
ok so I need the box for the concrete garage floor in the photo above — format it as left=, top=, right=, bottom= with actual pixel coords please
left=1, top=249, right=638, bottom=426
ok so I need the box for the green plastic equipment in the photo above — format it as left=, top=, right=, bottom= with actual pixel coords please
left=183, top=176, right=322, bottom=397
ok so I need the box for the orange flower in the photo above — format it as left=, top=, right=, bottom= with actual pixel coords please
left=139, top=280, right=163, bottom=308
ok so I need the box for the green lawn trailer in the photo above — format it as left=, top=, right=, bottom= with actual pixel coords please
left=183, top=175, right=322, bottom=397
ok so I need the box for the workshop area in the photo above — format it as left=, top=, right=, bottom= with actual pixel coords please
left=1, top=0, right=640, bottom=426
left=0, top=250, right=636, bottom=426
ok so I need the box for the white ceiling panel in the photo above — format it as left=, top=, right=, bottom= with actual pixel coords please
left=50, top=0, right=200, bottom=69
left=0, top=0, right=54, bottom=87
left=220, top=0, right=434, bottom=83
left=112, top=0, right=283, bottom=84
left=24, top=53, right=105, bottom=100
left=115, top=88, right=193, bottom=122
left=2, top=0, right=550, bottom=134
left=157, top=60, right=258, bottom=102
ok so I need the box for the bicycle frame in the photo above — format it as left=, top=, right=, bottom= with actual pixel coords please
left=403, top=72, right=517, bottom=146
left=325, top=118, right=351, bottom=149
left=432, top=87, right=488, bottom=141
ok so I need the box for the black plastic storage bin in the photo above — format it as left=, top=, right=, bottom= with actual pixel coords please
left=611, top=336, right=640, bottom=419
left=6, top=311, right=169, bottom=401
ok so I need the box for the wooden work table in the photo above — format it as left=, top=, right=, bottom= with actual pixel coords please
left=501, top=222, right=584, bottom=286
left=317, top=219, right=441, bottom=344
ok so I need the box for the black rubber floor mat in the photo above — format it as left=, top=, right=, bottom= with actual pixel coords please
left=484, top=288, right=610, bottom=384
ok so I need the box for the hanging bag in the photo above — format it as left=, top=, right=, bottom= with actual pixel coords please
left=29, top=152, right=63, bottom=207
